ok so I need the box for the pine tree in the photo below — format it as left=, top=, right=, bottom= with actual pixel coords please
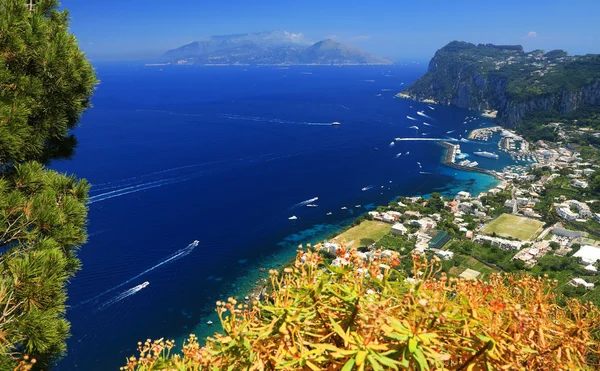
left=0, top=0, right=96, bottom=368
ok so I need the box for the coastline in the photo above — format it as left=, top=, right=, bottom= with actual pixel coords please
left=189, top=136, right=504, bottom=343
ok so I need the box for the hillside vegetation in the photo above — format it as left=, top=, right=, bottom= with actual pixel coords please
left=0, top=0, right=96, bottom=368
left=122, top=246, right=600, bottom=370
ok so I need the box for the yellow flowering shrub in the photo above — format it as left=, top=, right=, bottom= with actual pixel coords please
left=122, top=245, right=600, bottom=370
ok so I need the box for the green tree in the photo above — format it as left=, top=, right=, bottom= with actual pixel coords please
left=0, top=0, right=96, bottom=368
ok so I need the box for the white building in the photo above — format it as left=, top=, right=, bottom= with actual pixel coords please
left=569, top=278, right=595, bottom=290
left=573, top=245, right=600, bottom=265
left=556, top=206, right=578, bottom=220
left=391, top=223, right=408, bottom=236
left=455, top=191, right=471, bottom=200
left=435, top=250, right=454, bottom=260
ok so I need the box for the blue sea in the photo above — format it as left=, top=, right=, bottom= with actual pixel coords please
left=51, top=64, right=512, bottom=370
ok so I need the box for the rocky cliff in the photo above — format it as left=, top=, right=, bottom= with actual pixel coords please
left=402, top=41, right=600, bottom=127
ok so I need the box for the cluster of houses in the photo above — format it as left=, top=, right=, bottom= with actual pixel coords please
left=512, top=240, right=552, bottom=266
left=367, top=206, right=454, bottom=260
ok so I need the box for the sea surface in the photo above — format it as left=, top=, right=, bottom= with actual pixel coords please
left=51, top=64, right=512, bottom=370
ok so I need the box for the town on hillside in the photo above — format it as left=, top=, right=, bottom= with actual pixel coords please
left=313, top=121, right=600, bottom=306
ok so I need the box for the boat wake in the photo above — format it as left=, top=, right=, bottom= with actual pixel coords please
left=446, top=130, right=455, bottom=134
left=293, top=197, right=319, bottom=208
left=395, top=153, right=403, bottom=158
left=417, top=111, right=435, bottom=120
left=77, top=241, right=198, bottom=308
left=88, top=177, right=189, bottom=204
left=427, top=106, right=435, bottom=110
left=395, top=137, right=459, bottom=142
left=422, top=122, right=434, bottom=127
left=361, top=185, right=374, bottom=191
left=96, top=282, right=150, bottom=311
left=406, top=116, right=418, bottom=121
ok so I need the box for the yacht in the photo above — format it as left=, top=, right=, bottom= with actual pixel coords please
left=331, top=121, right=341, bottom=126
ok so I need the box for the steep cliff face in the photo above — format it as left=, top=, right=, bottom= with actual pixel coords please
left=402, top=41, right=600, bottom=127
left=497, top=81, right=600, bottom=126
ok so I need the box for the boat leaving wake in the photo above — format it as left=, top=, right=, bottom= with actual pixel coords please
left=361, top=185, right=374, bottom=191
left=97, top=282, right=150, bottom=311
left=447, top=130, right=455, bottom=134
left=293, top=197, right=318, bottom=208
left=77, top=241, right=198, bottom=308
left=406, top=116, right=418, bottom=121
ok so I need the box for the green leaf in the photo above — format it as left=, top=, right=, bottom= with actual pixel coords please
left=341, top=358, right=356, bottom=371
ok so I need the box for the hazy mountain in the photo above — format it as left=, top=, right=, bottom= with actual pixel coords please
left=162, top=31, right=392, bottom=65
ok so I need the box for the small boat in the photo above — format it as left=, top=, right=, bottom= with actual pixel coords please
left=355, top=205, right=362, bottom=208
left=306, top=204, right=318, bottom=207
left=341, top=207, right=348, bottom=210
left=405, top=151, right=410, bottom=155
left=207, top=321, right=214, bottom=325
left=288, top=216, right=298, bottom=220
left=193, top=240, right=200, bottom=245
left=140, top=281, right=150, bottom=289
left=326, top=212, right=332, bottom=215
left=331, top=121, right=341, bottom=126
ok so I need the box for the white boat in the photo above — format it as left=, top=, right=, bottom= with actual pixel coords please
left=306, top=204, right=318, bottom=207
left=140, top=281, right=150, bottom=289
left=288, top=216, right=298, bottom=220
left=207, top=321, right=214, bottom=325
left=331, top=121, right=341, bottom=126
left=326, top=212, right=332, bottom=215
left=341, top=207, right=348, bottom=210
left=473, top=151, right=499, bottom=159
left=405, top=151, right=410, bottom=155
left=355, top=205, right=361, bottom=208
left=193, top=240, right=200, bottom=245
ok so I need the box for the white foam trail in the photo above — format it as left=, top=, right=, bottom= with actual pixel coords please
left=395, top=153, right=402, bottom=158
left=389, top=142, right=395, bottom=147
left=406, top=116, right=418, bottom=121
left=78, top=241, right=198, bottom=306
left=417, top=111, right=435, bottom=120
left=361, top=185, right=374, bottom=191
left=395, top=137, right=460, bottom=142
left=447, top=130, right=455, bottom=134
left=409, top=125, right=419, bottom=130
left=422, top=122, right=434, bottom=127
left=306, top=122, right=333, bottom=126
left=420, top=171, right=434, bottom=174
left=427, top=106, right=435, bottom=110
left=88, top=178, right=187, bottom=204
left=293, top=197, right=318, bottom=208
left=97, top=282, right=149, bottom=311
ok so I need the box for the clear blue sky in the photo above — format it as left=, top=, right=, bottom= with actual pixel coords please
left=60, top=0, right=600, bottom=61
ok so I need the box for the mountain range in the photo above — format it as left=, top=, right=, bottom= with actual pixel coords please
left=162, top=30, right=392, bottom=66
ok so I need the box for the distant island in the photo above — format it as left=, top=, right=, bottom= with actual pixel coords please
left=400, top=41, right=600, bottom=127
left=161, top=30, right=392, bottom=66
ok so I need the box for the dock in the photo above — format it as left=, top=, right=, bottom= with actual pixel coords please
left=438, top=142, right=501, bottom=179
